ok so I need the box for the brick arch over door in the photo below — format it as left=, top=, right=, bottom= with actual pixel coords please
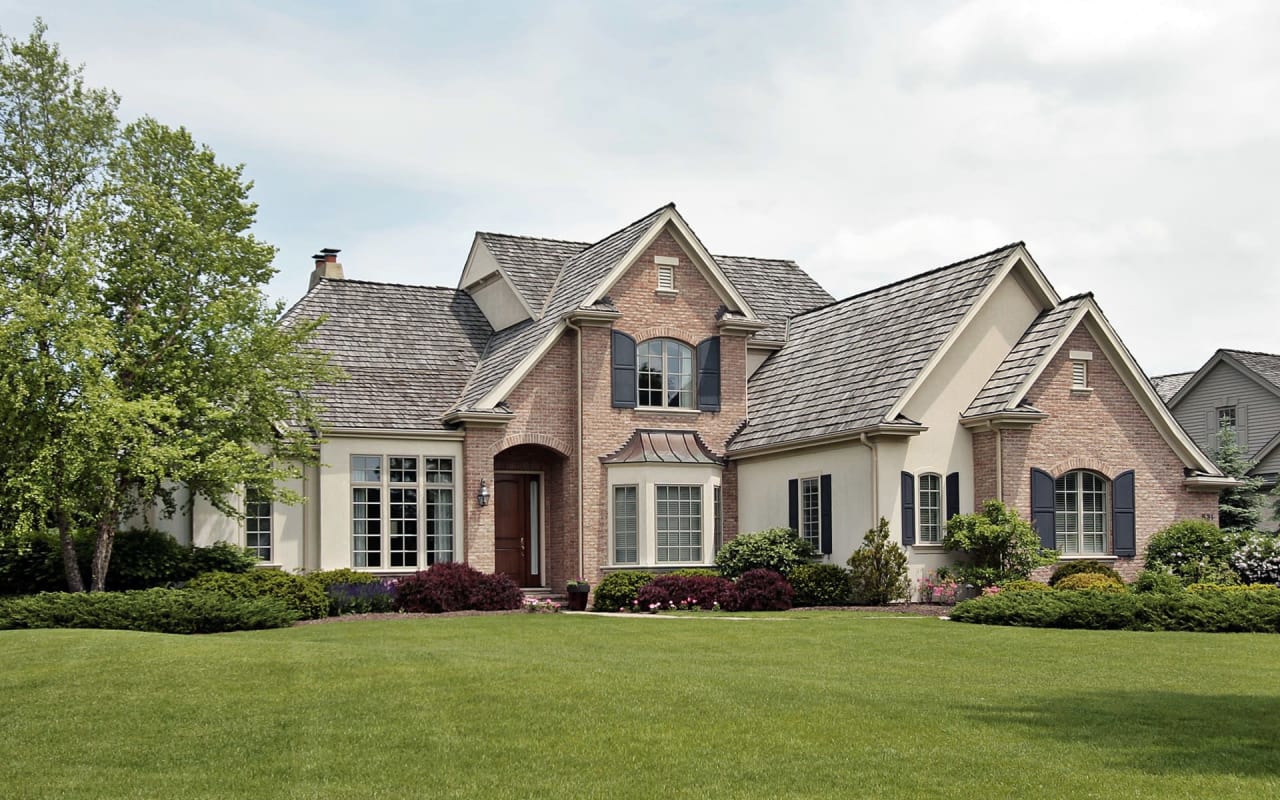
left=1046, top=457, right=1123, bottom=479
left=490, top=433, right=573, bottom=459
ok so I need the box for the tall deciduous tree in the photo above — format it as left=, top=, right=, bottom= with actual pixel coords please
left=0, top=22, right=334, bottom=591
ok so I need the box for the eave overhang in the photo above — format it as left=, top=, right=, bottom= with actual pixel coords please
left=728, top=422, right=927, bottom=461
left=959, top=409, right=1049, bottom=430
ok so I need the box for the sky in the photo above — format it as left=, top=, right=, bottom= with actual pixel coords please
left=2, top=0, right=1276, bottom=376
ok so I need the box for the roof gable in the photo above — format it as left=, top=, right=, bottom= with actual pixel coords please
left=473, top=232, right=587, bottom=315
left=1169, top=349, right=1280, bottom=408
left=730, top=243, right=1024, bottom=453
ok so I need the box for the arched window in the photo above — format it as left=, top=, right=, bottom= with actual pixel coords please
left=637, top=338, right=694, bottom=408
left=1054, top=470, right=1108, bottom=554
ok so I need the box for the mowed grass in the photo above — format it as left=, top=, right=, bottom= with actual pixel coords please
left=2, top=613, right=1279, bottom=799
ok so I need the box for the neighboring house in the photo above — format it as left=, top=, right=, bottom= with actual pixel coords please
left=170, top=203, right=1228, bottom=586
left=1154, top=349, right=1280, bottom=531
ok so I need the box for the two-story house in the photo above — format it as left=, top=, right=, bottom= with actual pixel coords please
left=1154, top=350, right=1280, bottom=531
left=177, top=204, right=1230, bottom=587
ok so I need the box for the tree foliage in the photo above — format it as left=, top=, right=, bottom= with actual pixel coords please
left=943, top=500, right=1058, bottom=587
left=1213, top=422, right=1263, bottom=532
left=0, top=21, right=334, bottom=591
left=846, top=517, right=910, bottom=604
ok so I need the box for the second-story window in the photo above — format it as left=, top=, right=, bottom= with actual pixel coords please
left=638, top=338, right=694, bottom=408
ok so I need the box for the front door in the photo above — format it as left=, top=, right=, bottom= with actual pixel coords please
left=494, top=473, right=540, bottom=587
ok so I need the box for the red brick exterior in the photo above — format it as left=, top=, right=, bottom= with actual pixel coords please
left=462, top=226, right=746, bottom=587
left=975, top=325, right=1218, bottom=580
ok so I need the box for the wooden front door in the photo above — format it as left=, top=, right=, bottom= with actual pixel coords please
left=494, top=473, right=539, bottom=587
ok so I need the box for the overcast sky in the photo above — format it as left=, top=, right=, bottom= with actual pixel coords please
left=3, top=0, right=1276, bottom=376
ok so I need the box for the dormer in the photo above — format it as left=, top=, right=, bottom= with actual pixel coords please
left=459, top=235, right=536, bottom=331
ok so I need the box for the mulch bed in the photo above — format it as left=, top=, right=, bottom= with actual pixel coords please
left=297, top=604, right=954, bottom=625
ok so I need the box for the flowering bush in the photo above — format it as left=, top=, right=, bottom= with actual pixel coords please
left=1230, top=532, right=1280, bottom=586
left=918, top=572, right=960, bottom=604
left=981, top=585, right=1002, bottom=596
left=1145, top=520, right=1241, bottom=585
left=635, top=574, right=732, bottom=611
left=325, top=580, right=396, bottom=615
left=719, top=569, right=793, bottom=612
left=522, top=596, right=561, bottom=613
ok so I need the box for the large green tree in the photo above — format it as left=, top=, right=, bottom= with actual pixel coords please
left=1213, top=421, right=1263, bottom=532
left=0, top=22, right=333, bottom=591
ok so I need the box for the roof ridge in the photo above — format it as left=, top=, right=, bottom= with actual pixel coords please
left=477, top=231, right=590, bottom=247
left=790, top=241, right=1025, bottom=322
left=575, top=202, right=675, bottom=253
left=313, top=277, right=462, bottom=292
left=1151, top=370, right=1196, bottom=379
left=1221, top=347, right=1280, bottom=359
left=1057, top=291, right=1094, bottom=303
left=713, top=253, right=800, bottom=265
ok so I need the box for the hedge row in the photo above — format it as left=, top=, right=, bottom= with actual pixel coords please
left=592, top=569, right=796, bottom=612
left=950, top=587, right=1280, bottom=633
left=0, top=589, right=297, bottom=634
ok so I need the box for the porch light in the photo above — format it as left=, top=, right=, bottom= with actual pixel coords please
left=477, top=479, right=490, bottom=508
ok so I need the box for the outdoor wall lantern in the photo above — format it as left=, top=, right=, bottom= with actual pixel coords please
left=477, top=479, right=490, bottom=508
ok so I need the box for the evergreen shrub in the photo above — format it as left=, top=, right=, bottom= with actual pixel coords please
left=714, top=528, right=815, bottom=579
left=788, top=563, right=852, bottom=606
left=592, top=571, right=654, bottom=611
left=0, top=588, right=295, bottom=633
left=1054, top=573, right=1127, bottom=593
left=187, top=570, right=328, bottom=620
left=1048, top=560, right=1122, bottom=587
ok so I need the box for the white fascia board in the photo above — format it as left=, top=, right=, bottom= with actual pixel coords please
left=475, top=320, right=568, bottom=410
left=582, top=208, right=759, bottom=320
left=887, top=247, right=1053, bottom=421
left=323, top=427, right=467, bottom=441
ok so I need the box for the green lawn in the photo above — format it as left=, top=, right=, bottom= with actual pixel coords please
left=2, top=612, right=1278, bottom=799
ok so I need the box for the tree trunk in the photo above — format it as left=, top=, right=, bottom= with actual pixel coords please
left=56, top=511, right=84, bottom=593
left=89, top=511, right=119, bottom=593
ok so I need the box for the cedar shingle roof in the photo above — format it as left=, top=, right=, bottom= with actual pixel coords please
left=716, top=255, right=833, bottom=343
left=1151, top=371, right=1195, bottom=403
left=1224, top=350, right=1280, bottom=393
left=475, top=232, right=587, bottom=314
left=964, top=294, right=1089, bottom=417
left=730, top=243, right=1022, bottom=452
left=282, top=280, right=491, bottom=430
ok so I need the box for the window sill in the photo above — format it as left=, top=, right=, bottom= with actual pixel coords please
left=910, top=544, right=947, bottom=552
left=1070, top=387, right=1093, bottom=395
left=252, top=562, right=284, bottom=570
left=602, top=564, right=715, bottom=572
left=634, top=406, right=700, bottom=415
left=655, top=288, right=679, bottom=297
left=1055, top=554, right=1118, bottom=561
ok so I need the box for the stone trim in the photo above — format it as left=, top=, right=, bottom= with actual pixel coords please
left=1045, top=456, right=1122, bottom=479
left=491, top=432, right=574, bottom=458
left=628, top=325, right=702, bottom=346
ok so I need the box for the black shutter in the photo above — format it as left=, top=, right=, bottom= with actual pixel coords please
left=788, top=478, right=799, bottom=534
left=611, top=330, right=636, bottom=408
left=900, top=472, right=916, bottom=546
left=696, top=337, right=721, bottom=412
left=945, top=472, right=960, bottom=520
left=1112, top=470, right=1136, bottom=557
left=1030, top=468, right=1056, bottom=550
left=819, top=474, right=833, bottom=555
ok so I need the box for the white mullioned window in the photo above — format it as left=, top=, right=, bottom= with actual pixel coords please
left=352, top=454, right=455, bottom=569
left=613, top=485, right=639, bottom=564
left=637, top=338, right=694, bottom=409
left=244, top=488, right=272, bottom=562
left=656, top=484, right=702, bottom=562
left=1217, top=405, right=1237, bottom=430
left=800, top=477, right=821, bottom=549
left=918, top=473, right=942, bottom=544
left=1055, top=470, right=1108, bottom=555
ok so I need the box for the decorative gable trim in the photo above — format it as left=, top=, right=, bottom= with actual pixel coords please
left=582, top=207, right=760, bottom=322
left=887, top=246, right=1060, bottom=423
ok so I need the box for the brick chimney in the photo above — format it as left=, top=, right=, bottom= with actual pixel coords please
left=309, top=248, right=344, bottom=289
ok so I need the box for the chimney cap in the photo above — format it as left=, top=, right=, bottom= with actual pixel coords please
left=320, top=247, right=341, bottom=255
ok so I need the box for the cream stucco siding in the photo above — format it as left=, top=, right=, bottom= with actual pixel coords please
left=468, top=274, right=530, bottom=332
left=735, top=443, right=873, bottom=562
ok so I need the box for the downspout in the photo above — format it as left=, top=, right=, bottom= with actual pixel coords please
left=564, top=318, right=586, bottom=579
left=858, top=433, right=879, bottom=522
left=994, top=427, right=1004, bottom=503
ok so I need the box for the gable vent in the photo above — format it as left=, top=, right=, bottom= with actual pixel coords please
left=657, top=264, right=675, bottom=291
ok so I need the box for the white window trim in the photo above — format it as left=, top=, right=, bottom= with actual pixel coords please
left=799, top=476, right=821, bottom=550
left=606, top=464, right=721, bottom=567
left=918, top=473, right=943, bottom=545
left=636, top=337, right=696, bottom=410
left=1054, top=470, right=1110, bottom=556
left=351, top=453, right=456, bottom=571
left=243, top=488, right=274, bottom=564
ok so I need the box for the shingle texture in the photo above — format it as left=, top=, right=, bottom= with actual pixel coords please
left=475, top=232, right=586, bottom=314
left=730, top=244, right=1022, bottom=452
left=716, top=255, right=834, bottom=342
left=282, top=280, right=491, bottom=430
left=965, top=295, right=1088, bottom=417
left=1151, top=371, right=1195, bottom=403
left=1224, top=350, right=1280, bottom=393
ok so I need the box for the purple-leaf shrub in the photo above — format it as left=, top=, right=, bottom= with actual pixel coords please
left=635, top=574, right=733, bottom=611
left=720, top=569, right=793, bottom=612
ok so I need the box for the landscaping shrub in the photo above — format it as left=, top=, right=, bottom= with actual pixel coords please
left=101, top=529, right=193, bottom=590
left=308, top=568, right=384, bottom=589
left=847, top=518, right=909, bottom=605
left=185, top=542, right=257, bottom=578
left=1000, top=579, right=1053, bottom=592
left=950, top=588, right=1280, bottom=633
left=1230, top=531, right=1280, bottom=586
left=634, top=574, right=732, bottom=611
left=0, top=589, right=296, bottom=633
left=1054, top=573, right=1127, bottom=593
left=1048, top=560, right=1123, bottom=587
left=943, top=500, right=1057, bottom=587
left=788, top=563, right=852, bottom=606
left=668, top=568, right=721, bottom=578
left=0, top=529, right=70, bottom=595
left=391, top=562, right=521, bottom=613
left=1187, top=583, right=1280, bottom=596
left=325, top=581, right=397, bottom=615
left=187, top=570, right=328, bottom=620
left=469, top=572, right=523, bottom=611
left=592, top=571, right=654, bottom=611
left=918, top=572, right=960, bottom=604
left=714, top=528, right=815, bottom=579
left=1132, top=569, right=1184, bottom=595
left=719, top=569, right=793, bottom=612
left=1145, top=519, right=1240, bottom=585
